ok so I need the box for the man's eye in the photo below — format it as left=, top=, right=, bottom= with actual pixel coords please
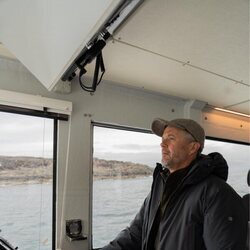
left=162, top=137, right=175, bottom=142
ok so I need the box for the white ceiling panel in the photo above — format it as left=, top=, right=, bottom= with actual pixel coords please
left=0, top=0, right=122, bottom=90
left=114, top=0, right=249, bottom=83
left=99, top=0, right=249, bottom=115
left=102, top=41, right=249, bottom=114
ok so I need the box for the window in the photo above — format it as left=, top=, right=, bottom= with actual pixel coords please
left=0, top=111, right=54, bottom=250
left=203, top=138, right=249, bottom=196
left=92, top=125, right=249, bottom=249
left=92, top=125, right=161, bottom=249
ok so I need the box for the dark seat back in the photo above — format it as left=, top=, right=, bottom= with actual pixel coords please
left=242, top=194, right=249, bottom=221
left=242, top=170, right=250, bottom=220
left=0, top=236, right=18, bottom=250
left=242, top=170, right=250, bottom=250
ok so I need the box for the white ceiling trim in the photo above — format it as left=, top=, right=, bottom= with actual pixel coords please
left=0, top=89, right=72, bottom=115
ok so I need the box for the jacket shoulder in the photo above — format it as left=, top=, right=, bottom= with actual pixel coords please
left=198, top=175, right=245, bottom=215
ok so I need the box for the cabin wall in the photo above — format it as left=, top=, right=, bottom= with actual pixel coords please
left=0, top=58, right=249, bottom=250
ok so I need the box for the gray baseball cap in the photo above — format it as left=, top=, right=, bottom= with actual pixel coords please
left=151, top=118, right=205, bottom=150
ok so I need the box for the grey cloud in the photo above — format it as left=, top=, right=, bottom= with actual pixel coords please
left=112, top=144, right=159, bottom=151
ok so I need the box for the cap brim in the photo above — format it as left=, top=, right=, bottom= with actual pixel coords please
left=151, top=118, right=170, bottom=136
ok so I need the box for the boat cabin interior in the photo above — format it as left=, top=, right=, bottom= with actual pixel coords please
left=0, top=0, right=249, bottom=250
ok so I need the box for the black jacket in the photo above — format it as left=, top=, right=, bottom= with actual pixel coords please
left=102, top=153, right=247, bottom=250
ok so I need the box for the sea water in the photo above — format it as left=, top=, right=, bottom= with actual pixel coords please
left=0, top=184, right=52, bottom=250
left=93, top=176, right=152, bottom=248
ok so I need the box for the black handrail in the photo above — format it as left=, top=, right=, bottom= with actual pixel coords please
left=0, top=237, right=18, bottom=250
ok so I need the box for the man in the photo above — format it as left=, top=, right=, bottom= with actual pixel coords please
left=102, top=118, right=247, bottom=250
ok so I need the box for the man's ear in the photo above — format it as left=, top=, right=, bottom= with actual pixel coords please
left=189, top=142, right=201, bottom=155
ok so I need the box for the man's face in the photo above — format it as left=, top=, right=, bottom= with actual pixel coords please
left=161, top=126, right=195, bottom=172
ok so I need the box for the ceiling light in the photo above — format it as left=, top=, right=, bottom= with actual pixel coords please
left=214, top=107, right=250, bottom=118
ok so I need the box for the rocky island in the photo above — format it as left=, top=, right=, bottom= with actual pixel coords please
left=0, top=156, right=53, bottom=185
left=0, top=156, right=153, bottom=185
left=93, top=158, right=153, bottom=180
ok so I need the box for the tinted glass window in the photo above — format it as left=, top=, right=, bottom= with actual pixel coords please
left=92, top=126, right=160, bottom=248
left=92, top=125, right=249, bottom=249
left=0, top=112, right=53, bottom=250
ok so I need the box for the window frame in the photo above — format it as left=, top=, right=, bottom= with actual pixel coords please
left=0, top=104, right=68, bottom=250
left=206, top=136, right=250, bottom=147
left=90, top=122, right=250, bottom=250
left=91, top=121, right=154, bottom=249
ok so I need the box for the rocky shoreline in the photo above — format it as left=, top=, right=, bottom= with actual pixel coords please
left=93, top=158, right=153, bottom=180
left=0, top=156, right=53, bottom=186
left=0, top=156, right=153, bottom=185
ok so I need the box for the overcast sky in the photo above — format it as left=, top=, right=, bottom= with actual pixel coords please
left=0, top=112, right=53, bottom=158
left=93, top=126, right=161, bottom=167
